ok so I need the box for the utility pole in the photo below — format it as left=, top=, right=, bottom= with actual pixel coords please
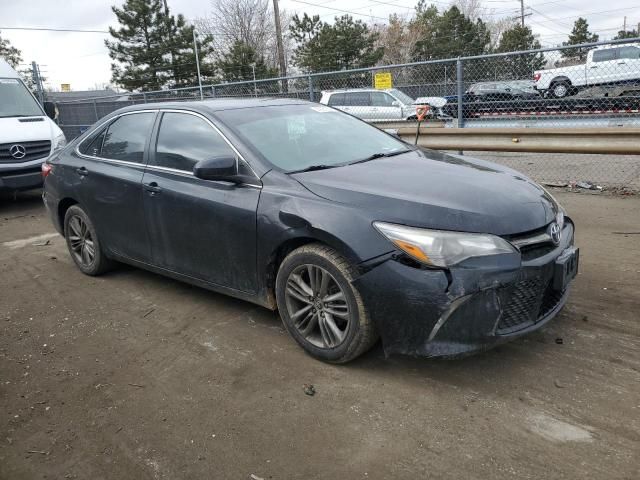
left=31, top=61, right=44, bottom=105
left=520, top=0, right=525, bottom=27
left=251, top=63, right=257, bottom=97
left=193, top=29, right=203, bottom=101
left=623, top=16, right=626, bottom=34
left=272, top=0, right=288, bottom=92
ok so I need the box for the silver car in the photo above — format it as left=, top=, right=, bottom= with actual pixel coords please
left=319, top=88, right=418, bottom=121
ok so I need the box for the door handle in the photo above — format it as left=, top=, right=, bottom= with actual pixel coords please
left=143, top=182, right=162, bottom=194
left=589, top=65, right=598, bottom=69
left=75, top=167, right=89, bottom=177
left=617, top=61, right=627, bottom=64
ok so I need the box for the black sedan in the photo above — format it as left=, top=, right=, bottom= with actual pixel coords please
left=42, top=99, right=578, bottom=363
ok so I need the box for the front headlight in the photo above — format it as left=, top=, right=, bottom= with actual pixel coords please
left=52, top=132, right=67, bottom=153
left=373, top=221, right=517, bottom=268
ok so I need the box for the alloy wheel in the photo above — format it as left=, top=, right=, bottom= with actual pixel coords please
left=67, top=215, right=96, bottom=267
left=284, top=264, right=351, bottom=349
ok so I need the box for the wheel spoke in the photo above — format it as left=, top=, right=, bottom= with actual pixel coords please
left=291, top=304, right=312, bottom=321
left=318, top=316, right=333, bottom=347
left=81, top=244, right=90, bottom=265
left=324, top=306, right=349, bottom=319
left=307, top=265, right=317, bottom=295
left=324, top=313, right=345, bottom=343
left=318, top=269, right=330, bottom=297
left=69, top=217, right=82, bottom=237
left=299, top=312, right=318, bottom=336
left=286, top=285, right=312, bottom=304
left=291, top=273, right=313, bottom=296
left=323, top=291, right=345, bottom=303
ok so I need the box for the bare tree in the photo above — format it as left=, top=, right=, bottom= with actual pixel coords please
left=374, top=13, right=422, bottom=66
left=196, top=0, right=291, bottom=70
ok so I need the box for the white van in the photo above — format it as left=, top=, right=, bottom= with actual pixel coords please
left=1, top=58, right=66, bottom=193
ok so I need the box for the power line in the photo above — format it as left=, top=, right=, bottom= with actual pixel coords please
left=0, top=26, right=109, bottom=33
left=289, top=0, right=389, bottom=21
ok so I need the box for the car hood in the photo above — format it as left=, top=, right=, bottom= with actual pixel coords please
left=291, top=149, right=558, bottom=236
left=0, top=116, right=61, bottom=144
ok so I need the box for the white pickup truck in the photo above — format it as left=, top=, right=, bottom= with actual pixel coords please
left=534, top=43, right=640, bottom=98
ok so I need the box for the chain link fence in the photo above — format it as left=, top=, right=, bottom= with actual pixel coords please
left=54, top=38, right=640, bottom=191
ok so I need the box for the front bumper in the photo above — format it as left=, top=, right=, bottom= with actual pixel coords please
left=0, top=165, right=43, bottom=192
left=354, top=220, right=577, bottom=358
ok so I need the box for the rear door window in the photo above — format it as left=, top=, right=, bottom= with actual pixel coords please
left=101, top=112, right=155, bottom=163
left=153, top=112, right=236, bottom=172
left=592, top=48, right=618, bottom=62
left=327, top=93, right=345, bottom=106
left=344, top=92, right=370, bottom=106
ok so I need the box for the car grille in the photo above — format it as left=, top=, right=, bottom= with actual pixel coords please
left=0, top=140, right=51, bottom=164
left=496, top=278, right=565, bottom=334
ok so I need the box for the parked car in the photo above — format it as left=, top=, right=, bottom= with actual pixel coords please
left=43, top=99, right=578, bottom=363
left=319, top=88, right=421, bottom=121
left=466, top=80, right=540, bottom=102
left=0, top=58, right=66, bottom=193
left=534, top=43, right=640, bottom=98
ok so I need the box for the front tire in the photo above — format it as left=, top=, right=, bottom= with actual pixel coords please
left=275, top=244, right=378, bottom=363
left=64, top=205, right=113, bottom=276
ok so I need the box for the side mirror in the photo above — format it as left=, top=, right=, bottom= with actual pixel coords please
left=43, top=101, right=56, bottom=120
left=391, top=100, right=401, bottom=107
left=193, top=156, right=238, bottom=181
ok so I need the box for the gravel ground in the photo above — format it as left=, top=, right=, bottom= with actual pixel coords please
left=1, top=190, right=639, bottom=480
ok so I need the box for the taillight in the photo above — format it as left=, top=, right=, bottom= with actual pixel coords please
left=41, top=163, right=53, bottom=178
left=533, top=73, right=541, bottom=82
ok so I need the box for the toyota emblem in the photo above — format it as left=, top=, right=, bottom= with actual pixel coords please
left=549, top=222, right=561, bottom=245
left=9, top=144, right=26, bottom=159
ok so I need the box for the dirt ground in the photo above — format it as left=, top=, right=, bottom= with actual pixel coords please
left=1, top=190, right=639, bottom=480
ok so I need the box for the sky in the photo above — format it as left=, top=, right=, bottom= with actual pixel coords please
left=0, top=0, right=638, bottom=90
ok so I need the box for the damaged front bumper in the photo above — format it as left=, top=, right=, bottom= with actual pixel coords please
left=353, top=220, right=577, bottom=358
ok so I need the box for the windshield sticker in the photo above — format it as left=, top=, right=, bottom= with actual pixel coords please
left=310, top=106, right=334, bottom=113
left=0, top=79, right=20, bottom=84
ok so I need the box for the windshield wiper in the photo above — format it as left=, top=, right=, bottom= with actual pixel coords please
left=288, top=164, right=341, bottom=174
left=0, top=114, right=39, bottom=118
left=349, top=149, right=411, bottom=165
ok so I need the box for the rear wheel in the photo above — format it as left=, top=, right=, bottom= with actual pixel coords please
left=275, top=244, right=378, bottom=363
left=64, top=205, right=113, bottom=276
left=550, top=81, right=571, bottom=98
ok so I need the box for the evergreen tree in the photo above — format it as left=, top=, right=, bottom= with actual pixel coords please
left=497, top=24, right=544, bottom=78
left=290, top=14, right=383, bottom=73
left=216, top=41, right=278, bottom=84
left=106, top=0, right=215, bottom=91
left=0, top=31, right=22, bottom=68
left=165, top=15, right=216, bottom=87
left=411, top=5, right=491, bottom=61
left=613, top=29, right=638, bottom=40
left=562, top=18, right=599, bottom=61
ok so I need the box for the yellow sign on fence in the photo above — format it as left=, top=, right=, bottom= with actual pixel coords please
left=61, top=84, right=71, bottom=92
left=374, top=72, right=392, bottom=90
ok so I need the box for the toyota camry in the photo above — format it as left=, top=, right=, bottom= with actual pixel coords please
left=42, top=99, right=578, bottom=363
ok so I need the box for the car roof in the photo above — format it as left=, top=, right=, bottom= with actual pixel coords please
left=323, top=88, right=393, bottom=94
left=114, top=97, right=313, bottom=115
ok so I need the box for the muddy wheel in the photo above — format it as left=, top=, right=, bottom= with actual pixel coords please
left=275, top=244, right=378, bottom=363
left=64, top=205, right=113, bottom=276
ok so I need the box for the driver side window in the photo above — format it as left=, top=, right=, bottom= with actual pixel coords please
left=154, top=112, right=236, bottom=172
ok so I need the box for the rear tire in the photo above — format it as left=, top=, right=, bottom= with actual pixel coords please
left=550, top=81, right=571, bottom=98
left=275, top=243, right=378, bottom=363
left=64, top=205, right=113, bottom=276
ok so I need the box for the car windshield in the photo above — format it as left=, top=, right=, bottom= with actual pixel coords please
left=217, top=104, right=409, bottom=172
left=389, top=89, right=414, bottom=105
left=0, top=78, right=44, bottom=117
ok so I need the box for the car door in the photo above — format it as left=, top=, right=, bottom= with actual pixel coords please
left=615, top=46, right=640, bottom=83
left=72, top=111, right=156, bottom=263
left=343, top=92, right=372, bottom=120
left=369, top=91, right=402, bottom=120
left=588, top=48, right=618, bottom=85
left=141, top=110, right=261, bottom=293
